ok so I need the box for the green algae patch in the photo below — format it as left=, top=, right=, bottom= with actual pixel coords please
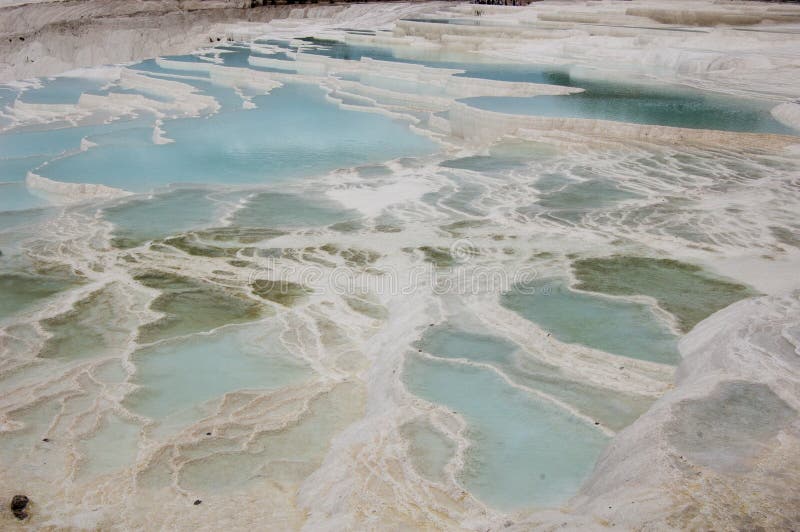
left=160, top=227, right=286, bottom=258
left=572, top=256, right=756, bottom=332
left=340, top=247, right=381, bottom=268
left=374, top=224, right=402, bottom=233
left=418, top=246, right=455, bottom=268
left=440, top=219, right=487, bottom=236
left=195, top=227, right=286, bottom=245
left=320, top=243, right=340, bottom=255
left=251, top=279, right=312, bottom=307
left=162, top=235, right=239, bottom=258
left=135, top=271, right=264, bottom=343
left=0, top=272, right=79, bottom=321
left=770, top=226, right=800, bottom=249
left=39, top=284, right=135, bottom=360
left=418, top=245, right=478, bottom=268
left=111, top=236, right=145, bottom=249
left=344, top=295, right=388, bottom=320
left=227, top=259, right=253, bottom=268
left=298, top=36, right=342, bottom=46
left=329, top=219, right=364, bottom=233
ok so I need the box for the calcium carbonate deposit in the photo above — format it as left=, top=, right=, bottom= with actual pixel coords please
left=0, top=1, right=799, bottom=529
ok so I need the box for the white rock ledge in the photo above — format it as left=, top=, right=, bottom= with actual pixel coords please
left=519, top=292, right=800, bottom=530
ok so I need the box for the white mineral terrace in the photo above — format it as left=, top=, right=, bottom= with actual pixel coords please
left=0, top=1, right=798, bottom=530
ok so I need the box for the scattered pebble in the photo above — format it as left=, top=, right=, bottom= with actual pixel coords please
left=193, top=499, right=202, bottom=506
left=11, top=495, right=29, bottom=520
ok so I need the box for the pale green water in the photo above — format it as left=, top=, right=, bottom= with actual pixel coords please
left=78, top=413, right=141, bottom=478
left=401, top=418, right=456, bottom=482
left=103, top=189, right=222, bottom=248
left=0, top=30, right=793, bottom=521
left=125, top=325, right=310, bottom=429
left=404, top=353, right=609, bottom=510
left=417, top=324, right=653, bottom=431
left=502, top=280, right=679, bottom=364
left=232, top=192, right=358, bottom=229
left=39, top=284, right=135, bottom=361
left=177, top=381, right=362, bottom=491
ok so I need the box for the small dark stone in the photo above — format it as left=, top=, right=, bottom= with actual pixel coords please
left=19, top=36, right=25, bottom=41
left=206, top=432, right=211, bottom=436
left=594, top=421, right=600, bottom=425
left=193, top=499, right=202, bottom=506
left=42, top=438, right=49, bottom=442
left=11, top=495, right=29, bottom=520
left=11, top=495, right=28, bottom=511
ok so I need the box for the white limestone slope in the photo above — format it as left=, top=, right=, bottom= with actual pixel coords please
left=511, top=293, right=800, bottom=530
left=0, top=1, right=449, bottom=82
left=0, top=1, right=799, bottom=530
left=26, top=171, right=132, bottom=203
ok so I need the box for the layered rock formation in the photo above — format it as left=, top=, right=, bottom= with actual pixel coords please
left=0, top=0, right=419, bottom=81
